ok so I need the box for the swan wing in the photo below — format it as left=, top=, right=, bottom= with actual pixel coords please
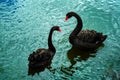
left=77, top=30, right=99, bottom=43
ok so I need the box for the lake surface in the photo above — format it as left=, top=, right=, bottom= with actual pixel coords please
left=0, top=0, right=120, bottom=80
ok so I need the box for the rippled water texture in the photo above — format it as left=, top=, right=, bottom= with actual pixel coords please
left=0, top=0, right=120, bottom=80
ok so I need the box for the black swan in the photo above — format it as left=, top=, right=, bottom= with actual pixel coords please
left=65, top=12, right=107, bottom=51
left=28, top=26, right=61, bottom=69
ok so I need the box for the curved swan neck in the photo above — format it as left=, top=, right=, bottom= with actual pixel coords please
left=48, top=29, right=56, bottom=53
left=70, top=13, right=83, bottom=36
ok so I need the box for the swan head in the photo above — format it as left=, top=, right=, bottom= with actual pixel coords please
left=65, top=12, right=75, bottom=21
left=52, top=26, right=61, bottom=32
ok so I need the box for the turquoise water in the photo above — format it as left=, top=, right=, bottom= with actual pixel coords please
left=0, top=0, right=120, bottom=80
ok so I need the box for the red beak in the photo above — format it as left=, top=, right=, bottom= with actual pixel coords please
left=58, top=28, right=61, bottom=32
left=65, top=16, right=69, bottom=22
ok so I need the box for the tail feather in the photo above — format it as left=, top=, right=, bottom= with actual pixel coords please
left=97, top=33, right=107, bottom=43
left=100, top=35, right=107, bottom=42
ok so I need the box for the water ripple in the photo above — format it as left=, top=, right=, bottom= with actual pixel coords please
left=0, top=0, right=120, bottom=80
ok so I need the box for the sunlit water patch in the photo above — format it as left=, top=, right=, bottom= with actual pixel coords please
left=0, top=0, right=120, bottom=80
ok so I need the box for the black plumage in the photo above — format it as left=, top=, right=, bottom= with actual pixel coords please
left=65, top=12, right=107, bottom=50
left=28, top=26, right=61, bottom=69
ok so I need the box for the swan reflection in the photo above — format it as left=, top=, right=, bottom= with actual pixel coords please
left=28, top=64, right=53, bottom=76
left=67, top=43, right=104, bottom=68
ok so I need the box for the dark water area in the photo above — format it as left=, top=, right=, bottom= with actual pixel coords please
left=0, top=0, right=120, bottom=80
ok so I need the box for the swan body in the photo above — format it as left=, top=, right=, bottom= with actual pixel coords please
left=65, top=12, right=107, bottom=50
left=28, top=26, right=61, bottom=69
